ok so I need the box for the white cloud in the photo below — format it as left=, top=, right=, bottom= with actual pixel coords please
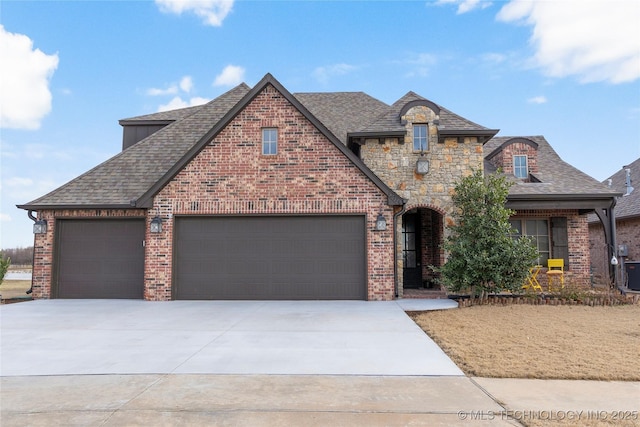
left=147, top=75, right=193, bottom=96
left=179, top=76, right=193, bottom=93
left=157, top=96, right=209, bottom=112
left=147, top=85, right=179, bottom=96
left=497, top=0, right=640, bottom=84
left=527, top=96, right=547, bottom=104
left=155, top=0, right=234, bottom=26
left=435, top=0, right=492, bottom=14
left=0, top=213, right=12, bottom=222
left=481, top=52, right=507, bottom=64
left=395, top=53, right=438, bottom=78
left=0, top=26, right=59, bottom=130
left=313, top=63, right=357, bottom=84
left=213, top=65, right=245, bottom=86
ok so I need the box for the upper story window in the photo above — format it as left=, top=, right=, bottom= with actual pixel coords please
left=262, top=128, right=277, bottom=155
left=413, top=125, right=428, bottom=152
left=513, top=155, right=528, bottom=178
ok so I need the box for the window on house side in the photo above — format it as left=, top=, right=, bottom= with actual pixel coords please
left=513, top=155, right=528, bottom=178
left=262, top=128, right=277, bottom=155
left=509, top=218, right=550, bottom=265
left=413, top=125, right=428, bottom=152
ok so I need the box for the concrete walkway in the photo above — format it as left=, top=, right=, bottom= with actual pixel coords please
left=2, top=374, right=638, bottom=426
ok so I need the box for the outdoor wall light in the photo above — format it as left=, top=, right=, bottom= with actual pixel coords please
left=33, top=219, right=47, bottom=234
left=375, top=213, right=387, bottom=231
left=416, top=158, right=430, bottom=175
left=611, top=255, right=619, bottom=266
left=150, top=216, right=163, bottom=233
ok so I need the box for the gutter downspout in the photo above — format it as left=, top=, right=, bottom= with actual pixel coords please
left=393, top=204, right=407, bottom=298
left=25, top=210, right=38, bottom=294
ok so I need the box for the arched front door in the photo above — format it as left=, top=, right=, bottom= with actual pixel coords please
left=402, top=208, right=443, bottom=290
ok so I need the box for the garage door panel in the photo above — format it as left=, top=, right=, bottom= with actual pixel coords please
left=56, top=219, right=144, bottom=299
left=174, top=216, right=366, bottom=300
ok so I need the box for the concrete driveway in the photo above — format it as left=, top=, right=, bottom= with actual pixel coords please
left=0, top=299, right=462, bottom=377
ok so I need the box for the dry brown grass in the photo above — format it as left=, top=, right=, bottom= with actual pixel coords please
left=0, top=280, right=31, bottom=299
left=409, top=304, right=640, bottom=381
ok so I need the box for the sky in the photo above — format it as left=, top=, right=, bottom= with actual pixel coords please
left=1, top=0, right=639, bottom=249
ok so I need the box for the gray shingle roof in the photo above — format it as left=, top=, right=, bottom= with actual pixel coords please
left=599, top=157, right=639, bottom=220
left=119, top=103, right=211, bottom=123
left=294, top=92, right=389, bottom=144
left=20, top=75, right=404, bottom=210
left=358, top=91, right=494, bottom=135
left=19, top=76, right=617, bottom=211
left=20, top=83, right=251, bottom=208
left=484, top=136, right=620, bottom=198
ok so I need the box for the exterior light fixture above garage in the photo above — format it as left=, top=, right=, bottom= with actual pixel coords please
left=375, top=213, right=387, bottom=231
left=33, top=219, right=47, bottom=234
left=150, top=216, right=163, bottom=233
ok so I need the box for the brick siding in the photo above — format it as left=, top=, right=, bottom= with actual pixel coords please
left=590, top=216, right=640, bottom=285
left=514, top=209, right=591, bottom=285
left=145, top=84, right=396, bottom=301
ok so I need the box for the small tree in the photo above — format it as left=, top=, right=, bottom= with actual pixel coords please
left=0, top=254, right=11, bottom=286
left=437, top=170, right=538, bottom=297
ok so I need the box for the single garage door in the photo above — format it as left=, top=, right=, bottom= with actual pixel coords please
left=174, top=216, right=366, bottom=300
left=55, top=219, right=145, bottom=299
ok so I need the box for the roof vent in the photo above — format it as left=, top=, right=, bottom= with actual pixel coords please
left=624, top=167, right=634, bottom=196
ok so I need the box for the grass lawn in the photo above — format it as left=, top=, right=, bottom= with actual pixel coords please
left=409, top=304, right=640, bottom=381
left=0, top=280, right=31, bottom=300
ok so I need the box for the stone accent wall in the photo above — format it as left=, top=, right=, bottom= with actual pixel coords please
left=30, top=209, right=146, bottom=299
left=488, top=140, right=538, bottom=180
left=514, top=209, right=591, bottom=285
left=146, top=84, right=396, bottom=301
left=360, top=105, right=484, bottom=292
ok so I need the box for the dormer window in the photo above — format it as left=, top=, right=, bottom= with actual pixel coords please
left=413, top=125, right=428, bottom=151
left=514, top=155, right=528, bottom=178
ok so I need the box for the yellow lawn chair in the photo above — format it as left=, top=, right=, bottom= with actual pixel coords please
left=546, top=258, right=565, bottom=291
left=523, top=265, right=543, bottom=292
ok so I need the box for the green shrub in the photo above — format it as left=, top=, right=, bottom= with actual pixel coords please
left=435, top=170, right=539, bottom=297
left=0, top=254, right=11, bottom=285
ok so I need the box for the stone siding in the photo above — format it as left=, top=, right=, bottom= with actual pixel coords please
left=360, top=105, right=484, bottom=292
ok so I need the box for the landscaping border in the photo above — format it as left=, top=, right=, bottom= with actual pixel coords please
left=449, top=293, right=640, bottom=307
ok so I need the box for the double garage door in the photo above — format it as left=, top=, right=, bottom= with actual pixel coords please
left=55, top=216, right=366, bottom=300
left=174, top=216, right=366, bottom=300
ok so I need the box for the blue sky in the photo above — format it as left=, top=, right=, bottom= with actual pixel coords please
left=1, top=0, right=639, bottom=248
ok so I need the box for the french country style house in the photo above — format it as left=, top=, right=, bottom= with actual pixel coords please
left=19, top=73, right=620, bottom=300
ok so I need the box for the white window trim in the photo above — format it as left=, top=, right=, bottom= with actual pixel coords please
left=413, top=124, right=428, bottom=152
left=262, top=128, right=277, bottom=155
left=513, top=155, right=528, bottom=178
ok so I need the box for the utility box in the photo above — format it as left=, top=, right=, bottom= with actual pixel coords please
left=626, top=262, right=640, bottom=291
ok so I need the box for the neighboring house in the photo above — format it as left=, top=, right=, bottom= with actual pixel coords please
left=19, top=73, right=619, bottom=300
left=589, top=158, right=639, bottom=286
